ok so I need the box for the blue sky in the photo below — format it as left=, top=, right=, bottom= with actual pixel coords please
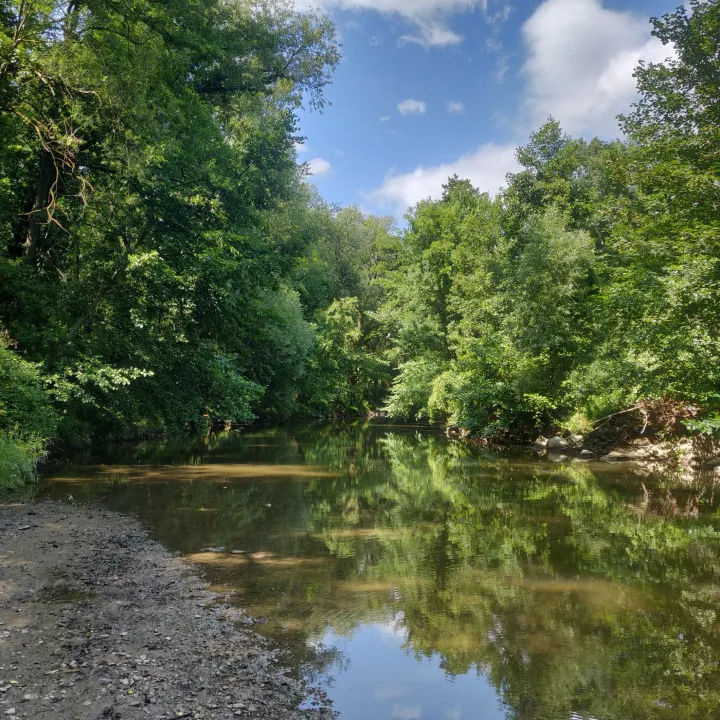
left=295, top=0, right=677, bottom=217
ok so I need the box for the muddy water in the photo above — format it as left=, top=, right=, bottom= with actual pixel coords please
left=41, top=421, right=720, bottom=720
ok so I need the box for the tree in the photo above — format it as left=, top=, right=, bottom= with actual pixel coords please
left=586, top=0, right=720, bottom=413
left=0, top=0, right=340, bottom=446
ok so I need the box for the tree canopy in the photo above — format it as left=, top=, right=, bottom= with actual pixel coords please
left=2, top=0, right=720, bottom=485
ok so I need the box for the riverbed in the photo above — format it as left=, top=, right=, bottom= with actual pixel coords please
left=41, top=420, right=720, bottom=720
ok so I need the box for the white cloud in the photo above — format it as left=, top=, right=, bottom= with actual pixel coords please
left=295, top=141, right=308, bottom=154
left=398, top=99, right=427, bottom=115
left=365, top=0, right=672, bottom=218
left=485, top=0, right=511, bottom=25
left=399, top=23, right=463, bottom=47
left=494, top=53, right=511, bottom=83
left=521, top=0, right=670, bottom=137
left=366, top=143, right=518, bottom=216
left=294, top=0, right=511, bottom=47
left=379, top=115, right=391, bottom=123
left=307, top=158, right=334, bottom=176
left=447, top=101, right=465, bottom=114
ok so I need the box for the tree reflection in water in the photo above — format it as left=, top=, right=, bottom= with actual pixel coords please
left=43, top=421, right=720, bottom=719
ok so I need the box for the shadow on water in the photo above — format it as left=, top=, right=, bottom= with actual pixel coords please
left=41, top=420, right=720, bottom=720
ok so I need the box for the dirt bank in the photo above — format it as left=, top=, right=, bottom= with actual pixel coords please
left=0, top=502, right=332, bottom=720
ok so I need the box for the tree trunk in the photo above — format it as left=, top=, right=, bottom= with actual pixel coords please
left=10, top=150, right=56, bottom=262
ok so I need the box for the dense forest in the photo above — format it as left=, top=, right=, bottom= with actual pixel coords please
left=1, top=0, right=719, bottom=487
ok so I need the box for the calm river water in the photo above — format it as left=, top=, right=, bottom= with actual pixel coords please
left=41, top=421, right=720, bottom=720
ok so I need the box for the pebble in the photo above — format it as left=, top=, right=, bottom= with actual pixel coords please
left=1, top=503, right=332, bottom=720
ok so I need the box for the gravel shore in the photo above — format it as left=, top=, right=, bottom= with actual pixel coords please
left=0, top=502, right=333, bottom=720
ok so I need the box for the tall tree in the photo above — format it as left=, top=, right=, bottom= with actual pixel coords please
left=0, top=0, right=339, bottom=440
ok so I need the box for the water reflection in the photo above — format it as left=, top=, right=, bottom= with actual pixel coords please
left=42, top=422, right=720, bottom=720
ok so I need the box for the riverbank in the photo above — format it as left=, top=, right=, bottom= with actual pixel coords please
left=526, top=428, right=720, bottom=478
left=0, top=501, right=332, bottom=720
left=447, top=401, right=720, bottom=479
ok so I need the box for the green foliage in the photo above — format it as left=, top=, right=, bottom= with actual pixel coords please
left=603, top=0, right=720, bottom=410
left=428, top=369, right=520, bottom=435
left=0, top=340, right=57, bottom=439
left=252, top=286, right=316, bottom=420
left=685, top=414, right=720, bottom=439
left=380, top=183, right=598, bottom=434
left=0, top=433, right=42, bottom=489
left=385, top=356, right=447, bottom=420
left=0, top=0, right=348, bottom=474
left=300, top=297, right=389, bottom=416
left=0, top=340, right=57, bottom=486
left=2, top=0, right=720, bottom=477
left=291, top=201, right=398, bottom=316
left=368, top=2, right=720, bottom=437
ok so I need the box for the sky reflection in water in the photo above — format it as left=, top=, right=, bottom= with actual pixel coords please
left=42, top=421, right=720, bottom=720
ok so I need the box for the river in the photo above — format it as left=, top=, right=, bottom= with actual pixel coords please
left=41, top=420, right=720, bottom=720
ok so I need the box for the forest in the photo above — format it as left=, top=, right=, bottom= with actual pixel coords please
left=1, top=0, right=719, bottom=488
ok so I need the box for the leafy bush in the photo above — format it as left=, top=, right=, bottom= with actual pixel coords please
left=0, top=433, right=46, bottom=489
left=301, top=297, right=389, bottom=417
left=0, top=339, right=57, bottom=488
left=685, top=415, right=720, bottom=438
left=429, top=370, right=522, bottom=436
left=385, top=356, right=447, bottom=421
left=252, top=286, right=316, bottom=420
left=0, top=341, right=57, bottom=438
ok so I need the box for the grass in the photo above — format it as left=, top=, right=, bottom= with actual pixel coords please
left=0, top=432, right=45, bottom=491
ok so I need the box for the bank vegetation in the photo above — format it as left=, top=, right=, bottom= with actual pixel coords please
left=1, top=0, right=719, bottom=486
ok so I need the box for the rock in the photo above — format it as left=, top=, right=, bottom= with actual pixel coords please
left=200, top=547, right=225, bottom=554
left=547, top=453, right=569, bottom=463
left=568, top=434, right=584, bottom=447
left=650, top=446, right=674, bottom=459
left=532, top=435, right=548, bottom=451
left=547, top=436, right=570, bottom=451
left=701, top=457, right=720, bottom=470
left=579, top=449, right=595, bottom=457
left=602, top=449, right=651, bottom=462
